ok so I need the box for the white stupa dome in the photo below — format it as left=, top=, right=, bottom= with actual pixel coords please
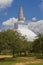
left=17, top=26, right=36, bottom=41
left=18, top=21, right=24, bottom=23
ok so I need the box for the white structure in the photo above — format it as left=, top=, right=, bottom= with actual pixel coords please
left=14, top=6, right=36, bottom=41
left=18, top=6, right=25, bottom=22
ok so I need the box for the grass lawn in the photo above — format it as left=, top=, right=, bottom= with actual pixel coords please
left=0, top=55, right=43, bottom=65
left=0, top=62, right=11, bottom=65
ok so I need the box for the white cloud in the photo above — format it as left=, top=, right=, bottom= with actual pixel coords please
left=2, top=17, right=18, bottom=26
left=28, top=20, right=43, bottom=34
left=32, top=17, right=37, bottom=21
left=2, top=17, right=43, bottom=34
left=0, top=0, right=13, bottom=9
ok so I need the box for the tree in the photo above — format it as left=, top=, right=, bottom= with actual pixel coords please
left=33, top=34, right=43, bottom=55
left=5, top=30, right=26, bottom=57
left=0, top=29, right=33, bottom=57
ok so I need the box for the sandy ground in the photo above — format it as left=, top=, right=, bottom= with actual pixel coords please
left=0, top=55, right=43, bottom=65
left=0, top=55, right=12, bottom=58
left=14, top=63, right=25, bottom=65
left=12, top=59, right=43, bottom=65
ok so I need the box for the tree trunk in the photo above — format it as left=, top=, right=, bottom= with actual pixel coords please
left=24, top=51, right=26, bottom=56
left=20, top=51, right=22, bottom=56
left=12, top=48, right=15, bottom=58
left=0, top=50, right=1, bottom=55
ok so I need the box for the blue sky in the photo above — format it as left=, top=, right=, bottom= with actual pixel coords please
left=0, top=0, right=43, bottom=30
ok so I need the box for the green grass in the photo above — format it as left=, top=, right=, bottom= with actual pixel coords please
left=0, top=58, right=14, bottom=65
left=0, top=57, right=30, bottom=65
left=0, top=57, right=43, bottom=65
left=0, top=62, right=12, bottom=65
left=0, top=57, right=29, bottom=63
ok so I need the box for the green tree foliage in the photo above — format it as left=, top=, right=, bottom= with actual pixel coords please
left=33, top=34, right=43, bottom=58
left=1, top=30, right=43, bottom=58
left=0, top=30, right=32, bottom=57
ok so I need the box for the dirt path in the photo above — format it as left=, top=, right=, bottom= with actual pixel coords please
left=12, top=61, right=43, bottom=65
left=15, top=63, right=25, bottom=65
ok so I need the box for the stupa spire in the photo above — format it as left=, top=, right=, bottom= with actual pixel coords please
left=18, top=5, right=24, bottom=21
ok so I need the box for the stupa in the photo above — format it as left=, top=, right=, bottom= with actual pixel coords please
left=14, top=6, right=36, bottom=41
